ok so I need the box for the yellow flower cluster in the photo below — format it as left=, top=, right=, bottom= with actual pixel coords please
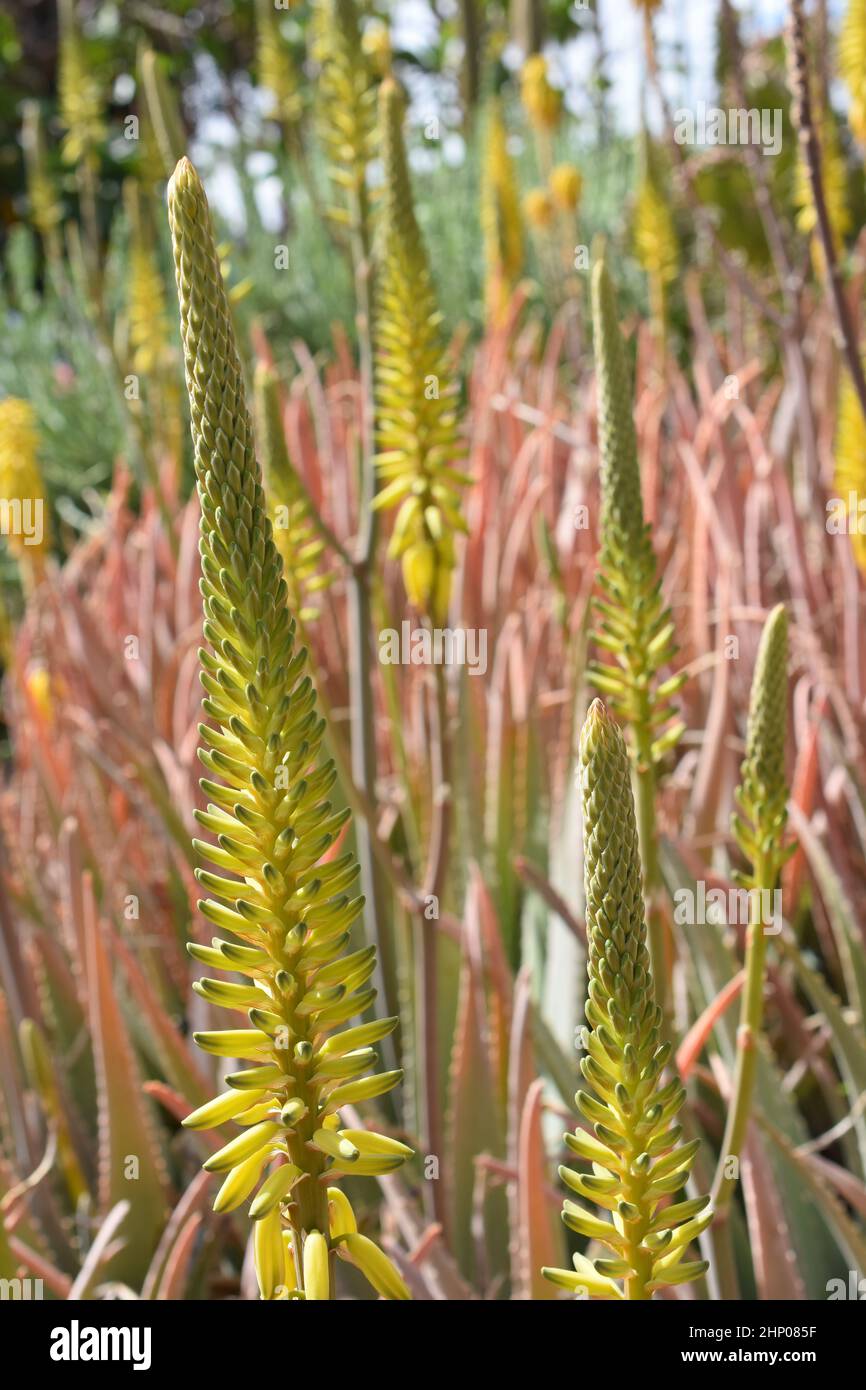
left=519, top=55, right=563, bottom=132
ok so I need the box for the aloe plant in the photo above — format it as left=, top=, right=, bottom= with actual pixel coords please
left=167, top=157, right=411, bottom=1301
left=543, top=700, right=711, bottom=1300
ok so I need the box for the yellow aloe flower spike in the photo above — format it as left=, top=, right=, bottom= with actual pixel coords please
left=255, top=0, right=302, bottom=129
left=834, top=364, right=866, bottom=574
left=480, top=98, right=524, bottom=324
left=372, top=77, right=471, bottom=624
left=167, top=157, right=411, bottom=1302
left=543, top=701, right=711, bottom=1300
left=57, top=0, right=105, bottom=169
left=254, top=363, right=336, bottom=623
left=0, top=397, right=51, bottom=590
left=839, top=0, right=866, bottom=146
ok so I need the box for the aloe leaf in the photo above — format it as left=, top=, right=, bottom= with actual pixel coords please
left=759, top=1117, right=866, bottom=1283
left=514, top=1078, right=565, bottom=1299
left=662, top=843, right=842, bottom=1296
left=740, top=1134, right=807, bottom=1299
left=788, top=803, right=866, bottom=1024
left=446, top=908, right=508, bottom=1289
left=82, top=877, right=170, bottom=1286
left=775, top=933, right=866, bottom=1176
left=108, top=923, right=209, bottom=1107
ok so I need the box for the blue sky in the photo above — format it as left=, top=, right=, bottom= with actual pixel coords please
left=561, top=0, right=849, bottom=134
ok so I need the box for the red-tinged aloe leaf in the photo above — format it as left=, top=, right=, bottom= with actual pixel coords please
left=107, top=923, right=209, bottom=1106
left=142, top=1169, right=213, bottom=1300
left=686, top=569, right=734, bottom=845
left=740, top=1134, right=807, bottom=1300
left=506, top=970, right=533, bottom=1283
left=81, top=875, right=170, bottom=1286
left=466, top=863, right=512, bottom=1102
left=29, top=930, right=95, bottom=1111
left=788, top=801, right=866, bottom=1020
left=662, top=843, right=842, bottom=1295
left=507, top=970, right=534, bottom=1147
left=775, top=934, right=866, bottom=1177
left=358, top=1133, right=475, bottom=1301
left=483, top=617, right=523, bottom=960
left=676, top=970, right=745, bottom=1081
left=782, top=692, right=827, bottom=915
left=758, top=1117, right=866, bottom=1282
left=58, top=817, right=88, bottom=976
left=515, top=1079, right=565, bottom=1300
left=803, top=1152, right=866, bottom=1219
left=6, top=1235, right=73, bottom=1297
left=0, top=1214, right=17, bottom=1281
left=0, top=991, right=33, bottom=1171
left=67, top=1201, right=132, bottom=1300
left=446, top=911, right=508, bottom=1288
left=155, top=1212, right=203, bottom=1300
left=0, top=1152, right=58, bottom=1267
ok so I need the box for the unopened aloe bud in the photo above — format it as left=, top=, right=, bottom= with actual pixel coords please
left=372, top=76, right=470, bottom=625
left=588, top=259, right=684, bottom=1006
left=732, top=604, right=790, bottom=868
left=543, top=701, right=711, bottom=1300
left=167, top=157, right=410, bottom=1302
left=714, top=605, right=790, bottom=1215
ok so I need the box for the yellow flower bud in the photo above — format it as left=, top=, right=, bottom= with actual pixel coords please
left=303, top=1230, right=331, bottom=1300
left=519, top=55, right=562, bottom=132
left=549, top=162, right=583, bottom=212
left=523, top=187, right=555, bottom=230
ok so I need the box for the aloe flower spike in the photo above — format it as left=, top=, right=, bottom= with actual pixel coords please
left=543, top=700, right=711, bottom=1300
left=713, top=604, right=790, bottom=1215
left=167, top=157, right=411, bottom=1301
left=372, top=74, right=471, bottom=624
left=588, top=258, right=685, bottom=1016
